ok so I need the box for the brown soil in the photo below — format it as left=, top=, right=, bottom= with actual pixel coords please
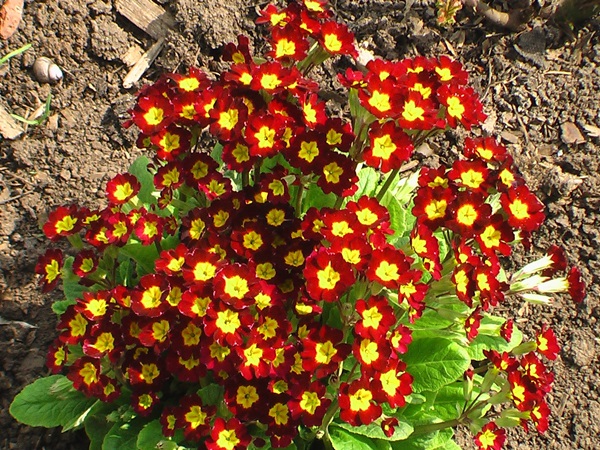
left=0, top=1, right=598, bottom=449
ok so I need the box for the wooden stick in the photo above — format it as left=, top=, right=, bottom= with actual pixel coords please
left=115, top=0, right=175, bottom=39
left=122, top=37, right=165, bottom=89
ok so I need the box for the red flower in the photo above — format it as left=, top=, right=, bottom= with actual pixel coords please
left=397, top=91, right=443, bottom=130
left=301, top=324, right=350, bottom=378
left=106, top=173, right=141, bottom=205
left=355, top=295, right=396, bottom=339
left=536, top=325, right=560, bottom=360
left=206, top=417, right=251, bottom=450
left=374, top=360, right=413, bottom=408
left=474, top=422, right=506, bottom=450
left=130, top=88, right=174, bottom=135
left=318, top=21, right=358, bottom=57
left=269, top=24, right=309, bottom=61
left=339, top=377, right=382, bottom=426
left=434, top=55, right=469, bottom=85
left=437, top=84, right=486, bottom=130
left=363, top=121, right=414, bottom=173
left=304, top=248, right=355, bottom=302
left=35, top=248, right=63, bottom=292
left=43, top=205, right=81, bottom=240
left=67, top=356, right=102, bottom=396
left=463, top=136, right=508, bottom=163
left=289, top=380, right=331, bottom=427
left=500, top=185, right=545, bottom=232
left=178, top=394, right=216, bottom=441
left=170, top=66, right=209, bottom=92
left=366, top=247, right=411, bottom=289
left=150, top=125, right=191, bottom=161
left=567, top=267, right=586, bottom=303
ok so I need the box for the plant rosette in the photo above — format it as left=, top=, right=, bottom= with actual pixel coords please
left=10, top=1, right=586, bottom=450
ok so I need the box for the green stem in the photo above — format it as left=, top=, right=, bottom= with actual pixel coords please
left=410, top=418, right=461, bottom=436
left=375, top=167, right=400, bottom=202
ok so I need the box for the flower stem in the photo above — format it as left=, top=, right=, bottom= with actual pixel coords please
left=411, top=418, right=461, bottom=436
left=375, top=167, right=400, bottom=202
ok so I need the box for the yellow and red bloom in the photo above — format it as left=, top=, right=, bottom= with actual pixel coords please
left=301, top=324, right=350, bottom=378
left=289, top=380, right=331, bottom=427
left=269, top=24, right=309, bottom=61
left=106, top=173, right=141, bottom=205
left=535, top=325, right=560, bottom=360
left=363, top=121, right=414, bottom=173
left=35, top=248, right=63, bottom=292
left=437, top=84, right=486, bottom=130
left=150, top=125, right=191, bottom=161
left=474, top=422, right=506, bottom=450
left=222, top=35, right=253, bottom=64
left=355, top=295, right=396, bottom=339
left=43, top=205, right=81, bottom=241
left=397, top=91, right=443, bottom=130
left=318, top=21, right=358, bottom=57
left=339, top=377, right=382, bottom=426
left=374, top=360, right=413, bottom=408
left=434, top=55, right=469, bottom=85
left=500, top=185, right=545, bottom=232
left=206, top=417, right=251, bottom=450
left=412, top=184, right=456, bottom=229
left=129, top=88, right=174, bottom=135
left=463, top=136, right=508, bottom=163
left=366, top=247, right=411, bottom=289
left=67, top=356, right=102, bottom=396
left=131, top=274, right=168, bottom=318
left=304, top=248, right=355, bottom=302
left=178, top=394, right=216, bottom=441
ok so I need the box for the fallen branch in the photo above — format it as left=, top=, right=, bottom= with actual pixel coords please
left=462, top=0, right=526, bottom=30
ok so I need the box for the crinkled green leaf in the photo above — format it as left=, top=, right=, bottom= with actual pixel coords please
left=329, top=425, right=378, bottom=450
left=353, top=166, right=380, bottom=199
left=403, top=337, right=471, bottom=394
left=128, top=155, right=155, bottom=206
left=120, top=241, right=159, bottom=276
left=466, top=315, right=523, bottom=361
left=333, top=418, right=413, bottom=441
left=61, top=256, right=87, bottom=302
left=302, top=183, right=336, bottom=213
left=10, top=375, right=97, bottom=430
left=137, top=419, right=177, bottom=450
left=102, top=417, right=145, bottom=450
left=52, top=298, right=76, bottom=316
left=390, top=429, right=454, bottom=450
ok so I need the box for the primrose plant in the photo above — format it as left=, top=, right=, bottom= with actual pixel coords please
left=10, top=1, right=585, bottom=449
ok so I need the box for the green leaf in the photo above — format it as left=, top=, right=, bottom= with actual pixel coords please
left=197, top=383, right=224, bottom=406
left=85, top=402, right=118, bottom=450
left=333, top=419, right=413, bottom=441
left=61, top=256, right=87, bottom=302
left=10, top=375, right=97, bottom=430
left=352, top=166, right=380, bottom=199
left=424, top=383, right=464, bottom=422
left=120, top=241, right=159, bottom=276
left=52, top=298, right=76, bottom=316
left=128, top=155, right=155, bottom=206
left=390, top=429, right=454, bottom=450
left=137, top=420, right=178, bottom=450
left=302, top=183, right=336, bottom=213
left=102, top=418, right=145, bottom=450
left=465, top=315, right=523, bottom=361
left=403, top=337, right=471, bottom=394
left=329, top=425, right=378, bottom=450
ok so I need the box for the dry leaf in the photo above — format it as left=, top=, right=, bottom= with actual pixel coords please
left=583, top=123, right=600, bottom=138
left=560, top=122, right=585, bottom=145
left=0, top=0, right=24, bottom=40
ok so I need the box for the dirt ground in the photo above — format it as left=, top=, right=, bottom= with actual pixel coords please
left=0, top=1, right=598, bottom=449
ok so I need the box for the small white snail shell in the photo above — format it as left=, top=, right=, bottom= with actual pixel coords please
left=33, top=57, right=63, bottom=84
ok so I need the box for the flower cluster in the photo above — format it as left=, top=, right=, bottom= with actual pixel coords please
left=32, top=1, right=585, bottom=449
